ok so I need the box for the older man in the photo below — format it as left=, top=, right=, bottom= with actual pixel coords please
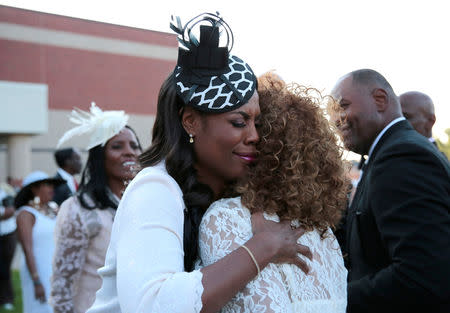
left=331, top=69, right=450, bottom=313
left=399, top=91, right=436, bottom=137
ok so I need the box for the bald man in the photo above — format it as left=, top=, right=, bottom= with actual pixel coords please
left=331, top=69, right=450, bottom=313
left=399, top=91, right=436, bottom=139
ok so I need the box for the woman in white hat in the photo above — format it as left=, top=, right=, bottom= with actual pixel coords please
left=15, top=171, right=64, bottom=313
left=49, top=103, right=141, bottom=313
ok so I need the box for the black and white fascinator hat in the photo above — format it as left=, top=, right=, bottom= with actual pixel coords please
left=171, top=12, right=257, bottom=113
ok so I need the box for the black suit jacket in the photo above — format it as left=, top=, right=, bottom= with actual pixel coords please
left=52, top=172, right=73, bottom=206
left=431, top=139, right=449, bottom=161
left=345, top=120, right=450, bottom=313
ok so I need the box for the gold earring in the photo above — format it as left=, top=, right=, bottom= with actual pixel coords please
left=189, top=134, right=194, bottom=144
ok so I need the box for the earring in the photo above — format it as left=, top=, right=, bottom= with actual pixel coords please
left=32, top=196, right=41, bottom=210
left=189, top=134, right=194, bottom=144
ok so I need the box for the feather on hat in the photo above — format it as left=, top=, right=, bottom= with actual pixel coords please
left=171, top=12, right=257, bottom=113
left=57, top=102, right=129, bottom=150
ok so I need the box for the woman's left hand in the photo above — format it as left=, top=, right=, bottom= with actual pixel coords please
left=34, top=282, right=46, bottom=303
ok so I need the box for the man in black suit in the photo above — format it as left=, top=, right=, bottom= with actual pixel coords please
left=331, top=69, right=450, bottom=313
left=53, top=148, right=82, bottom=205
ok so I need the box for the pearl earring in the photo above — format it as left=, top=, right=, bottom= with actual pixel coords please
left=33, top=196, right=40, bottom=206
left=189, top=134, right=194, bottom=144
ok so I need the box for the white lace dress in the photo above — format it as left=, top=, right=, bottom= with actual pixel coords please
left=198, top=197, right=348, bottom=313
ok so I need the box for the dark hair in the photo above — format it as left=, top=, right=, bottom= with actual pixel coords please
left=14, top=179, right=61, bottom=209
left=14, top=186, right=35, bottom=208
left=350, top=69, right=396, bottom=97
left=54, top=148, right=75, bottom=168
left=139, top=74, right=214, bottom=271
left=78, top=125, right=141, bottom=211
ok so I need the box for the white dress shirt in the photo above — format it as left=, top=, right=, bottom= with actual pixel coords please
left=57, top=168, right=76, bottom=194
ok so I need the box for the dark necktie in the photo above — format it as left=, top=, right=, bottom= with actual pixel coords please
left=358, top=155, right=367, bottom=171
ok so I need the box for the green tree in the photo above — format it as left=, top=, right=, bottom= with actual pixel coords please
left=436, top=128, right=450, bottom=159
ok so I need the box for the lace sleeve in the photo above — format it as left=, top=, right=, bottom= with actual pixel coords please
left=50, top=198, right=89, bottom=313
left=199, top=198, right=293, bottom=313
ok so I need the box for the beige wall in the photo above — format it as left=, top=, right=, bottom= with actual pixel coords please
left=0, top=109, right=155, bottom=182
left=0, top=80, right=48, bottom=134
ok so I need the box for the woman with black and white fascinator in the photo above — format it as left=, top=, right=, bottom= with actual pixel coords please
left=49, top=103, right=142, bottom=313
left=87, top=13, right=312, bottom=313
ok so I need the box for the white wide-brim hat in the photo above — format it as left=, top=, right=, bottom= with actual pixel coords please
left=14, top=171, right=65, bottom=208
left=57, top=102, right=129, bottom=150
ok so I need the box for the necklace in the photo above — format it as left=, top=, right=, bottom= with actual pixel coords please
left=121, top=164, right=141, bottom=196
left=28, top=198, right=57, bottom=218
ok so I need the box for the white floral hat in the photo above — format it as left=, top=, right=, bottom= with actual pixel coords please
left=57, top=102, right=129, bottom=150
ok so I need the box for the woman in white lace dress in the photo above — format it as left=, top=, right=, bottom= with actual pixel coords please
left=50, top=105, right=141, bottom=313
left=199, top=73, right=350, bottom=312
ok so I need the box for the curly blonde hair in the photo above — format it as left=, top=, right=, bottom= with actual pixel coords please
left=237, top=72, right=349, bottom=235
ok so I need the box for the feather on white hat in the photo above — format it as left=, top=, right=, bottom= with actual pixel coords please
left=57, top=102, right=129, bottom=150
